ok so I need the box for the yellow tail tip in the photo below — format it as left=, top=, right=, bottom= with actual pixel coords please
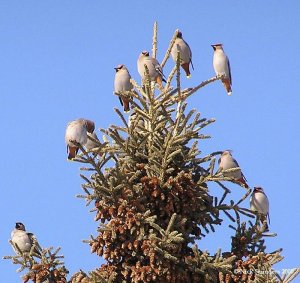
left=186, top=74, right=191, bottom=79
left=227, top=92, right=232, bottom=96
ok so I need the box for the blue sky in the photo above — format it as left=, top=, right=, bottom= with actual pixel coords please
left=1, top=1, right=300, bottom=281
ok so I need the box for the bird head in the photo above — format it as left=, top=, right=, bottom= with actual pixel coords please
left=141, top=50, right=150, bottom=57
left=114, top=64, right=124, bottom=72
left=221, top=150, right=232, bottom=157
left=15, top=222, right=26, bottom=231
left=254, top=186, right=264, bottom=193
left=177, top=30, right=183, bottom=38
left=211, top=43, right=223, bottom=51
left=85, top=120, right=95, bottom=133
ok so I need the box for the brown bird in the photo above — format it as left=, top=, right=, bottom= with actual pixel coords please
left=65, top=119, right=95, bottom=160
left=218, top=150, right=248, bottom=188
left=212, top=43, right=232, bottom=95
left=114, top=64, right=133, bottom=112
left=137, top=51, right=166, bottom=89
left=250, top=186, right=270, bottom=227
left=11, top=222, right=41, bottom=256
left=171, top=30, right=194, bottom=78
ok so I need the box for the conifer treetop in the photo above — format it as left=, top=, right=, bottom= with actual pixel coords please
left=5, top=22, right=300, bottom=283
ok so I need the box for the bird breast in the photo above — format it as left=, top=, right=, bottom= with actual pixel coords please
left=250, top=192, right=269, bottom=215
left=12, top=232, right=31, bottom=252
left=219, top=157, right=242, bottom=179
left=114, top=71, right=132, bottom=92
left=65, top=123, right=87, bottom=146
left=171, top=39, right=191, bottom=63
left=138, top=57, right=158, bottom=81
left=213, top=51, right=229, bottom=76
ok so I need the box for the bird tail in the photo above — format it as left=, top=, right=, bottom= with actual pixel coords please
left=156, top=76, right=164, bottom=89
left=222, top=78, right=232, bottom=95
left=123, top=98, right=130, bottom=113
left=68, top=146, right=79, bottom=160
left=238, top=177, right=249, bottom=189
left=181, top=63, right=191, bottom=78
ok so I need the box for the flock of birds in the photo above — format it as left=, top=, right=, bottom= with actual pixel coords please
left=114, top=31, right=232, bottom=113
left=10, top=31, right=269, bottom=258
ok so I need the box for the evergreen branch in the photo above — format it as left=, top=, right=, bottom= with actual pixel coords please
left=80, top=173, right=92, bottom=185
left=215, top=181, right=231, bottom=193
left=164, top=65, right=177, bottom=90
left=130, top=79, right=149, bottom=111
left=189, top=112, right=201, bottom=128
left=161, top=29, right=179, bottom=68
left=156, top=86, right=177, bottom=103
left=133, top=108, right=151, bottom=121
left=180, top=75, right=224, bottom=101
left=165, top=213, right=177, bottom=235
left=4, top=245, right=68, bottom=282
left=235, top=188, right=252, bottom=206
left=76, top=144, right=112, bottom=188
left=143, top=64, right=154, bottom=101
left=98, top=154, right=115, bottom=171
left=155, top=103, right=175, bottom=128
left=197, top=117, right=216, bottom=130
left=177, top=104, right=193, bottom=129
left=114, top=108, right=128, bottom=128
left=153, top=245, right=178, bottom=262
left=147, top=222, right=165, bottom=234
left=176, top=51, right=181, bottom=100
left=238, top=208, right=256, bottom=218
left=282, top=268, right=300, bottom=283
left=152, top=21, right=158, bottom=59
left=209, top=158, right=216, bottom=176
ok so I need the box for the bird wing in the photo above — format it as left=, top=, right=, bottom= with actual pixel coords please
left=183, top=39, right=194, bottom=70
left=232, top=157, right=239, bottom=167
left=152, top=58, right=166, bottom=79
left=241, top=171, right=248, bottom=182
left=233, top=157, right=247, bottom=181
left=227, top=59, right=232, bottom=85
left=190, top=58, right=194, bottom=71
left=27, top=233, right=41, bottom=255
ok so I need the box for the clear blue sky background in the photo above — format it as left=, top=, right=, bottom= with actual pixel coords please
left=1, top=1, right=299, bottom=282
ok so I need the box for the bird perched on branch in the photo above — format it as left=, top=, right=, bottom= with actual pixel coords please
left=218, top=150, right=248, bottom=188
left=250, top=186, right=270, bottom=227
left=11, top=222, right=41, bottom=256
left=171, top=30, right=194, bottom=78
left=114, top=64, right=133, bottom=113
left=65, top=118, right=95, bottom=160
left=212, top=43, right=232, bottom=95
left=137, top=51, right=166, bottom=89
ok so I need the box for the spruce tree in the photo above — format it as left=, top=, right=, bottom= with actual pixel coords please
left=5, top=23, right=300, bottom=283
